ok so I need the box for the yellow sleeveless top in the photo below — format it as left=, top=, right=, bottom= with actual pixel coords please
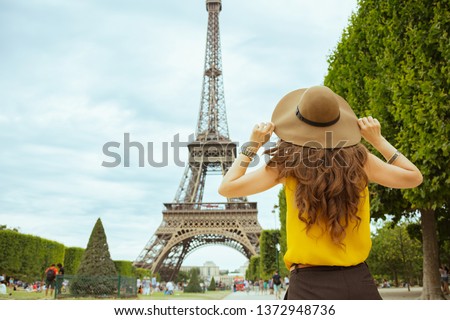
left=284, top=176, right=371, bottom=269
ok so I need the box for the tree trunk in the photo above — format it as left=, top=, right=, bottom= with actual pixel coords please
left=394, top=270, right=399, bottom=287
left=420, top=209, right=445, bottom=299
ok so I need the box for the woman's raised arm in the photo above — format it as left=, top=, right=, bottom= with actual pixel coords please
left=358, top=116, right=423, bottom=188
left=218, top=122, right=281, bottom=198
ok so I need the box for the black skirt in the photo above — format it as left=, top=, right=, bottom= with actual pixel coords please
left=285, top=262, right=382, bottom=300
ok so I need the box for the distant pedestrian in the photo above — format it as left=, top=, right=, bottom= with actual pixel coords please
left=165, top=281, right=174, bottom=295
left=244, top=279, right=250, bottom=294
left=269, top=279, right=274, bottom=295
left=258, top=279, right=264, bottom=295
left=0, top=281, right=7, bottom=295
left=439, top=265, right=449, bottom=295
left=137, top=278, right=141, bottom=291
left=151, top=276, right=157, bottom=294
left=253, top=280, right=259, bottom=292
left=142, top=277, right=151, bottom=295
left=56, top=263, right=65, bottom=294
left=43, top=264, right=58, bottom=297
left=272, top=271, right=282, bottom=299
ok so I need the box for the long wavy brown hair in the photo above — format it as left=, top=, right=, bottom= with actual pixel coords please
left=266, top=141, right=369, bottom=246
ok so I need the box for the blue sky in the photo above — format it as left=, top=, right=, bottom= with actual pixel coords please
left=0, top=0, right=358, bottom=271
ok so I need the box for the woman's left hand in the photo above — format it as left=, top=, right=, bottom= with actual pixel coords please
left=358, top=116, right=383, bottom=148
left=248, top=122, right=275, bottom=149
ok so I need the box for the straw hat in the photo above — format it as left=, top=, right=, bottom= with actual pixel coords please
left=271, top=85, right=361, bottom=148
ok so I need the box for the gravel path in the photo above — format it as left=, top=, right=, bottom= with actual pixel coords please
left=223, top=287, right=426, bottom=300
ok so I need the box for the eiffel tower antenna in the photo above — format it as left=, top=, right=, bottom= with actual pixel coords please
left=196, top=0, right=229, bottom=141
left=134, top=0, right=262, bottom=281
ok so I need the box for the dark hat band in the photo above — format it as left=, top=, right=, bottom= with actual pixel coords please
left=295, top=106, right=340, bottom=127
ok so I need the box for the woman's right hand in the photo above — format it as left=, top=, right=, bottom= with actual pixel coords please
left=248, top=122, right=275, bottom=149
left=358, top=116, right=383, bottom=147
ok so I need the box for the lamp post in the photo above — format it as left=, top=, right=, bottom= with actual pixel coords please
left=275, top=243, right=280, bottom=272
left=272, top=204, right=279, bottom=229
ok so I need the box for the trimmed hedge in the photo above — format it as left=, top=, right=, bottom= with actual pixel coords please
left=114, top=260, right=135, bottom=277
left=0, top=230, right=150, bottom=283
left=64, top=247, right=85, bottom=275
left=134, top=267, right=151, bottom=279
left=0, top=230, right=65, bottom=282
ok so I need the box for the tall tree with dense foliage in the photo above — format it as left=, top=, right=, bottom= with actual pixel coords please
left=324, top=0, right=449, bottom=299
left=368, top=222, right=423, bottom=286
left=277, top=187, right=287, bottom=261
left=276, top=187, right=290, bottom=278
left=175, top=270, right=189, bottom=284
left=259, top=230, right=281, bottom=279
left=436, top=206, right=450, bottom=266
left=246, top=255, right=261, bottom=281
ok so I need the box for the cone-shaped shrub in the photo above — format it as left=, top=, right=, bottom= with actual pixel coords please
left=184, top=268, right=202, bottom=293
left=70, top=218, right=117, bottom=296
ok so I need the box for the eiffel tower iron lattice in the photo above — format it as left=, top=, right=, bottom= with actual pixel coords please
left=133, top=0, right=262, bottom=281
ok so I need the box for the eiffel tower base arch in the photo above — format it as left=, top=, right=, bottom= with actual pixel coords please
left=134, top=202, right=261, bottom=281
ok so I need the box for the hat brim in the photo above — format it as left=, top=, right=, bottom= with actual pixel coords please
left=271, top=88, right=361, bottom=148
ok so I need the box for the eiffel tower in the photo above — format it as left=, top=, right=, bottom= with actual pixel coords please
left=133, top=0, right=262, bottom=281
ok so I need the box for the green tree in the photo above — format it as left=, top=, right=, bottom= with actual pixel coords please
left=246, top=255, right=261, bottom=281
left=175, top=270, right=189, bottom=284
left=259, top=230, right=281, bottom=279
left=277, top=187, right=289, bottom=278
left=208, top=276, right=216, bottom=291
left=71, top=218, right=117, bottom=296
left=406, top=207, right=450, bottom=267
left=184, top=268, right=202, bottom=293
left=324, top=0, right=449, bottom=299
left=368, top=222, right=423, bottom=286
left=436, top=206, right=450, bottom=266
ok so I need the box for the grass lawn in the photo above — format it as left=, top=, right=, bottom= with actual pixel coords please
left=0, top=288, right=51, bottom=300
left=0, top=287, right=231, bottom=300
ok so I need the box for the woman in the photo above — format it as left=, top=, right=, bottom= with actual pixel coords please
left=218, top=85, right=422, bottom=300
